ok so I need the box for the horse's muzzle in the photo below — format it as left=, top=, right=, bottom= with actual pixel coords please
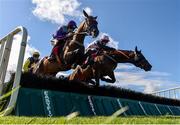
left=144, top=64, right=152, bottom=71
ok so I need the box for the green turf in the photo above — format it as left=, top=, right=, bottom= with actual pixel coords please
left=0, top=116, right=180, bottom=124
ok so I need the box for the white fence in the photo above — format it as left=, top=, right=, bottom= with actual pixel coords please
left=151, top=87, right=180, bottom=100
left=0, top=26, right=28, bottom=115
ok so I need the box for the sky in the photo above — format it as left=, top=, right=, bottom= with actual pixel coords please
left=0, top=0, right=180, bottom=93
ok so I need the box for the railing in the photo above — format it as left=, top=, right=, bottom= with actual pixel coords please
left=151, top=87, right=180, bottom=100
left=0, top=26, right=28, bottom=116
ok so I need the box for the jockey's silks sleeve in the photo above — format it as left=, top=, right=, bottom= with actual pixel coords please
left=53, top=26, right=68, bottom=40
left=23, top=59, right=31, bottom=72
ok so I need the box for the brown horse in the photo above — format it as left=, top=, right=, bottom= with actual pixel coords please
left=68, top=46, right=152, bottom=86
left=32, top=10, right=99, bottom=76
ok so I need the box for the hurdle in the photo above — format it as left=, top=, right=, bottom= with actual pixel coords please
left=0, top=26, right=28, bottom=115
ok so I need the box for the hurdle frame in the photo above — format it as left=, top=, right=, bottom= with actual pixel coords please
left=0, top=26, right=28, bottom=116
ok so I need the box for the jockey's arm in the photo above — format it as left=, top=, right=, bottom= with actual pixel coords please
left=23, top=59, right=31, bottom=72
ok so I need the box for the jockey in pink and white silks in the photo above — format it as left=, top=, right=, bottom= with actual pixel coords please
left=83, top=35, right=115, bottom=68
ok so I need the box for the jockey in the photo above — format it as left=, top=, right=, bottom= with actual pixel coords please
left=49, top=20, right=77, bottom=64
left=83, top=35, right=115, bottom=68
left=51, top=20, right=77, bottom=46
left=23, top=51, right=40, bottom=72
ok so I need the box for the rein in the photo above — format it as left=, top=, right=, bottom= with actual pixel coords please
left=70, top=20, right=97, bottom=47
left=102, top=50, right=130, bottom=63
left=103, top=53, right=117, bottom=63
left=74, top=32, right=89, bottom=35
left=115, top=50, right=130, bottom=59
left=73, top=40, right=84, bottom=47
left=70, top=21, right=90, bottom=47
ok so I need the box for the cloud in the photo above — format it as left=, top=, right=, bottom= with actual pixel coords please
left=83, top=7, right=92, bottom=15
left=116, top=64, right=136, bottom=70
left=111, top=64, right=179, bottom=93
left=32, top=0, right=92, bottom=24
left=5, top=33, right=39, bottom=82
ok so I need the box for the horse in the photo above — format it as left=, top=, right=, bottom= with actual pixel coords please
left=32, top=10, right=99, bottom=76
left=68, top=46, right=152, bottom=86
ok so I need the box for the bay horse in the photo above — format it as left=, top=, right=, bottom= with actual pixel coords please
left=68, top=46, right=152, bottom=86
left=32, top=10, right=99, bottom=76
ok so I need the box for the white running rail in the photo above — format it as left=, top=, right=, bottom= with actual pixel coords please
left=151, top=87, right=180, bottom=100
left=0, top=26, right=28, bottom=115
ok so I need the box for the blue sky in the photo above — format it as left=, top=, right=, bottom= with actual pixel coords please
left=0, top=0, right=180, bottom=93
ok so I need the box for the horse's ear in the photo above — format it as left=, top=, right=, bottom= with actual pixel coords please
left=135, top=46, right=138, bottom=52
left=83, top=10, right=89, bottom=18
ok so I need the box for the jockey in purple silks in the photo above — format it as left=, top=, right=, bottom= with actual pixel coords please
left=49, top=20, right=77, bottom=64
left=83, top=35, right=116, bottom=68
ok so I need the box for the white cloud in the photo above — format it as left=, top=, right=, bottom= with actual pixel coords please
left=83, top=7, right=92, bottom=15
left=32, top=0, right=92, bottom=24
left=5, top=33, right=39, bottom=82
left=112, top=64, right=179, bottom=93
left=116, top=63, right=135, bottom=70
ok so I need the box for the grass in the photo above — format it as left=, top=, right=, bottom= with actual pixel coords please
left=0, top=116, right=180, bottom=124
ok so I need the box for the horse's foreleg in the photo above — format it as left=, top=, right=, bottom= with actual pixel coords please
left=101, top=72, right=116, bottom=83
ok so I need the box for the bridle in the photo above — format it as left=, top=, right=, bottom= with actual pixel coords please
left=83, top=18, right=98, bottom=36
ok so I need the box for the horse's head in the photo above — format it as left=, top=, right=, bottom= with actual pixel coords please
left=83, top=10, right=99, bottom=38
left=132, top=46, right=152, bottom=71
